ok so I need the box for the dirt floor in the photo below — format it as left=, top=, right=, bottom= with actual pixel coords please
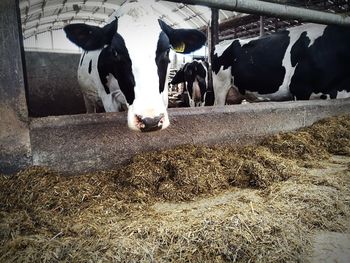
left=304, top=156, right=350, bottom=263
left=0, top=115, right=350, bottom=262
left=308, top=230, right=350, bottom=263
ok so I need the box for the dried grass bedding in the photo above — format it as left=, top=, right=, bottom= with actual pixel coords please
left=1, top=115, right=350, bottom=262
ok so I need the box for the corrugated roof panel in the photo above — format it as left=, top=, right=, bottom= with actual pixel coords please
left=20, top=0, right=221, bottom=40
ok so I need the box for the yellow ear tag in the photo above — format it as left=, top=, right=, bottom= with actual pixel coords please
left=173, top=42, right=186, bottom=53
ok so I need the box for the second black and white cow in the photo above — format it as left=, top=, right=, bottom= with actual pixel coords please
left=64, top=0, right=206, bottom=132
left=170, top=60, right=209, bottom=107
left=212, top=23, right=350, bottom=105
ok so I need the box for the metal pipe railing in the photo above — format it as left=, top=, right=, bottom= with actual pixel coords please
left=165, top=0, right=350, bottom=26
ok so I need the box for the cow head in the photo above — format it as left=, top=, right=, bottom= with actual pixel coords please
left=64, top=16, right=206, bottom=132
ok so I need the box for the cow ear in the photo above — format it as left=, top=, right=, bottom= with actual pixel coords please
left=102, top=17, right=118, bottom=45
left=64, top=23, right=105, bottom=50
left=158, top=19, right=206, bottom=54
left=64, top=18, right=118, bottom=50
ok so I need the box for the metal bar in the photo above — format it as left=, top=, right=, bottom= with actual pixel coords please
left=259, top=15, right=265, bottom=36
left=211, top=8, right=219, bottom=46
left=165, top=0, right=350, bottom=26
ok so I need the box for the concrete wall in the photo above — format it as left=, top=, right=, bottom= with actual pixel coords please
left=25, top=51, right=86, bottom=117
left=29, top=98, right=350, bottom=174
left=0, top=0, right=31, bottom=174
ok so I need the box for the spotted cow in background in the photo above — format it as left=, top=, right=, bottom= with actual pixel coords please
left=170, top=60, right=209, bottom=107
left=212, top=23, right=350, bottom=105
left=64, top=0, right=206, bottom=132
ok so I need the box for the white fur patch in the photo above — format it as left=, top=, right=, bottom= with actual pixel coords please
left=116, top=1, right=170, bottom=130
left=213, top=66, right=233, bottom=106
left=214, top=40, right=234, bottom=57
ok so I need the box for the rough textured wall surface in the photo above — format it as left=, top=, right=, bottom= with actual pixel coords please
left=25, top=51, right=86, bottom=117
left=0, top=0, right=31, bottom=174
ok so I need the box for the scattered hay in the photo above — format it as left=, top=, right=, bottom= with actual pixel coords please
left=261, top=131, right=330, bottom=161
left=0, top=114, right=350, bottom=262
left=114, top=144, right=300, bottom=202
left=115, top=145, right=232, bottom=202
left=261, top=115, right=350, bottom=167
left=306, top=115, right=350, bottom=155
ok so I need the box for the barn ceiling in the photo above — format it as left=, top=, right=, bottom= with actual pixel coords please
left=19, top=0, right=240, bottom=39
left=19, top=0, right=350, bottom=41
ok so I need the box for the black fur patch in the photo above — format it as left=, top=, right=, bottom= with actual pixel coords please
left=231, top=31, right=290, bottom=94
left=97, top=33, right=135, bottom=102
left=290, top=31, right=310, bottom=67
left=290, top=25, right=350, bottom=99
left=156, top=32, right=171, bottom=94
left=80, top=51, right=86, bottom=66
left=88, top=60, right=92, bottom=74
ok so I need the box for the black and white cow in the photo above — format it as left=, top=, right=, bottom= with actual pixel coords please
left=64, top=0, right=206, bottom=132
left=212, top=23, right=350, bottom=105
left=170, top=60, right=209, bottom=107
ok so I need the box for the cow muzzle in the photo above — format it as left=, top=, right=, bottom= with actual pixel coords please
left=135, top=114, right=165, bottom=132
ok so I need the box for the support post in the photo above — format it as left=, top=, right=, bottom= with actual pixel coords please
left=206, top=8, right=219, bottom=103
left=260, top=16, right=265, bottom=36
left=0, top=0, right=32, bottom=174
left=209, top=7, right=219, bottom=65
left=211, top=8, right=219, bottom=49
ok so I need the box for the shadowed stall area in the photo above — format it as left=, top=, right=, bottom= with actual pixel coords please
left=0, top=115, right=350, bottom=262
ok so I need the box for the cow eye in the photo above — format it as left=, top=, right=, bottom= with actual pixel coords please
left=156, top=48, right=170, bottom=65
left=164, top=49, right=170, bottom=63
left=111, top=48, right=120, bottom=59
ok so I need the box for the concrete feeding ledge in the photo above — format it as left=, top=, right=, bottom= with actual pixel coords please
left=30, top=98, right=350, bottom=174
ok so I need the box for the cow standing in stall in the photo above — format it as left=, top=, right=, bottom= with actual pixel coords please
left=212, top=23, right=350, bottom=105
left=170, top=60, right=209, bottom=107
left=64, top=0, right=206, bottom=132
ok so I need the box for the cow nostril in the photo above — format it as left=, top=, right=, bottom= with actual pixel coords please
left=135, top=115, right=145, bottom=129
left=159, top=113, right=165, bottom=125
left=135, top=114, right=164, bottom=132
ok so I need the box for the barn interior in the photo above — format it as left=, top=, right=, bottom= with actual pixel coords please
left=1, top=1, right=350, bottom=262
left=0, top=0, right=349, bottom=172
left=18, top=0, right=350, bottom=115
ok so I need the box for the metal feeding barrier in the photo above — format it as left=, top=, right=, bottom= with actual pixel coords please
left=165, top=0, right=350, bottom=26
